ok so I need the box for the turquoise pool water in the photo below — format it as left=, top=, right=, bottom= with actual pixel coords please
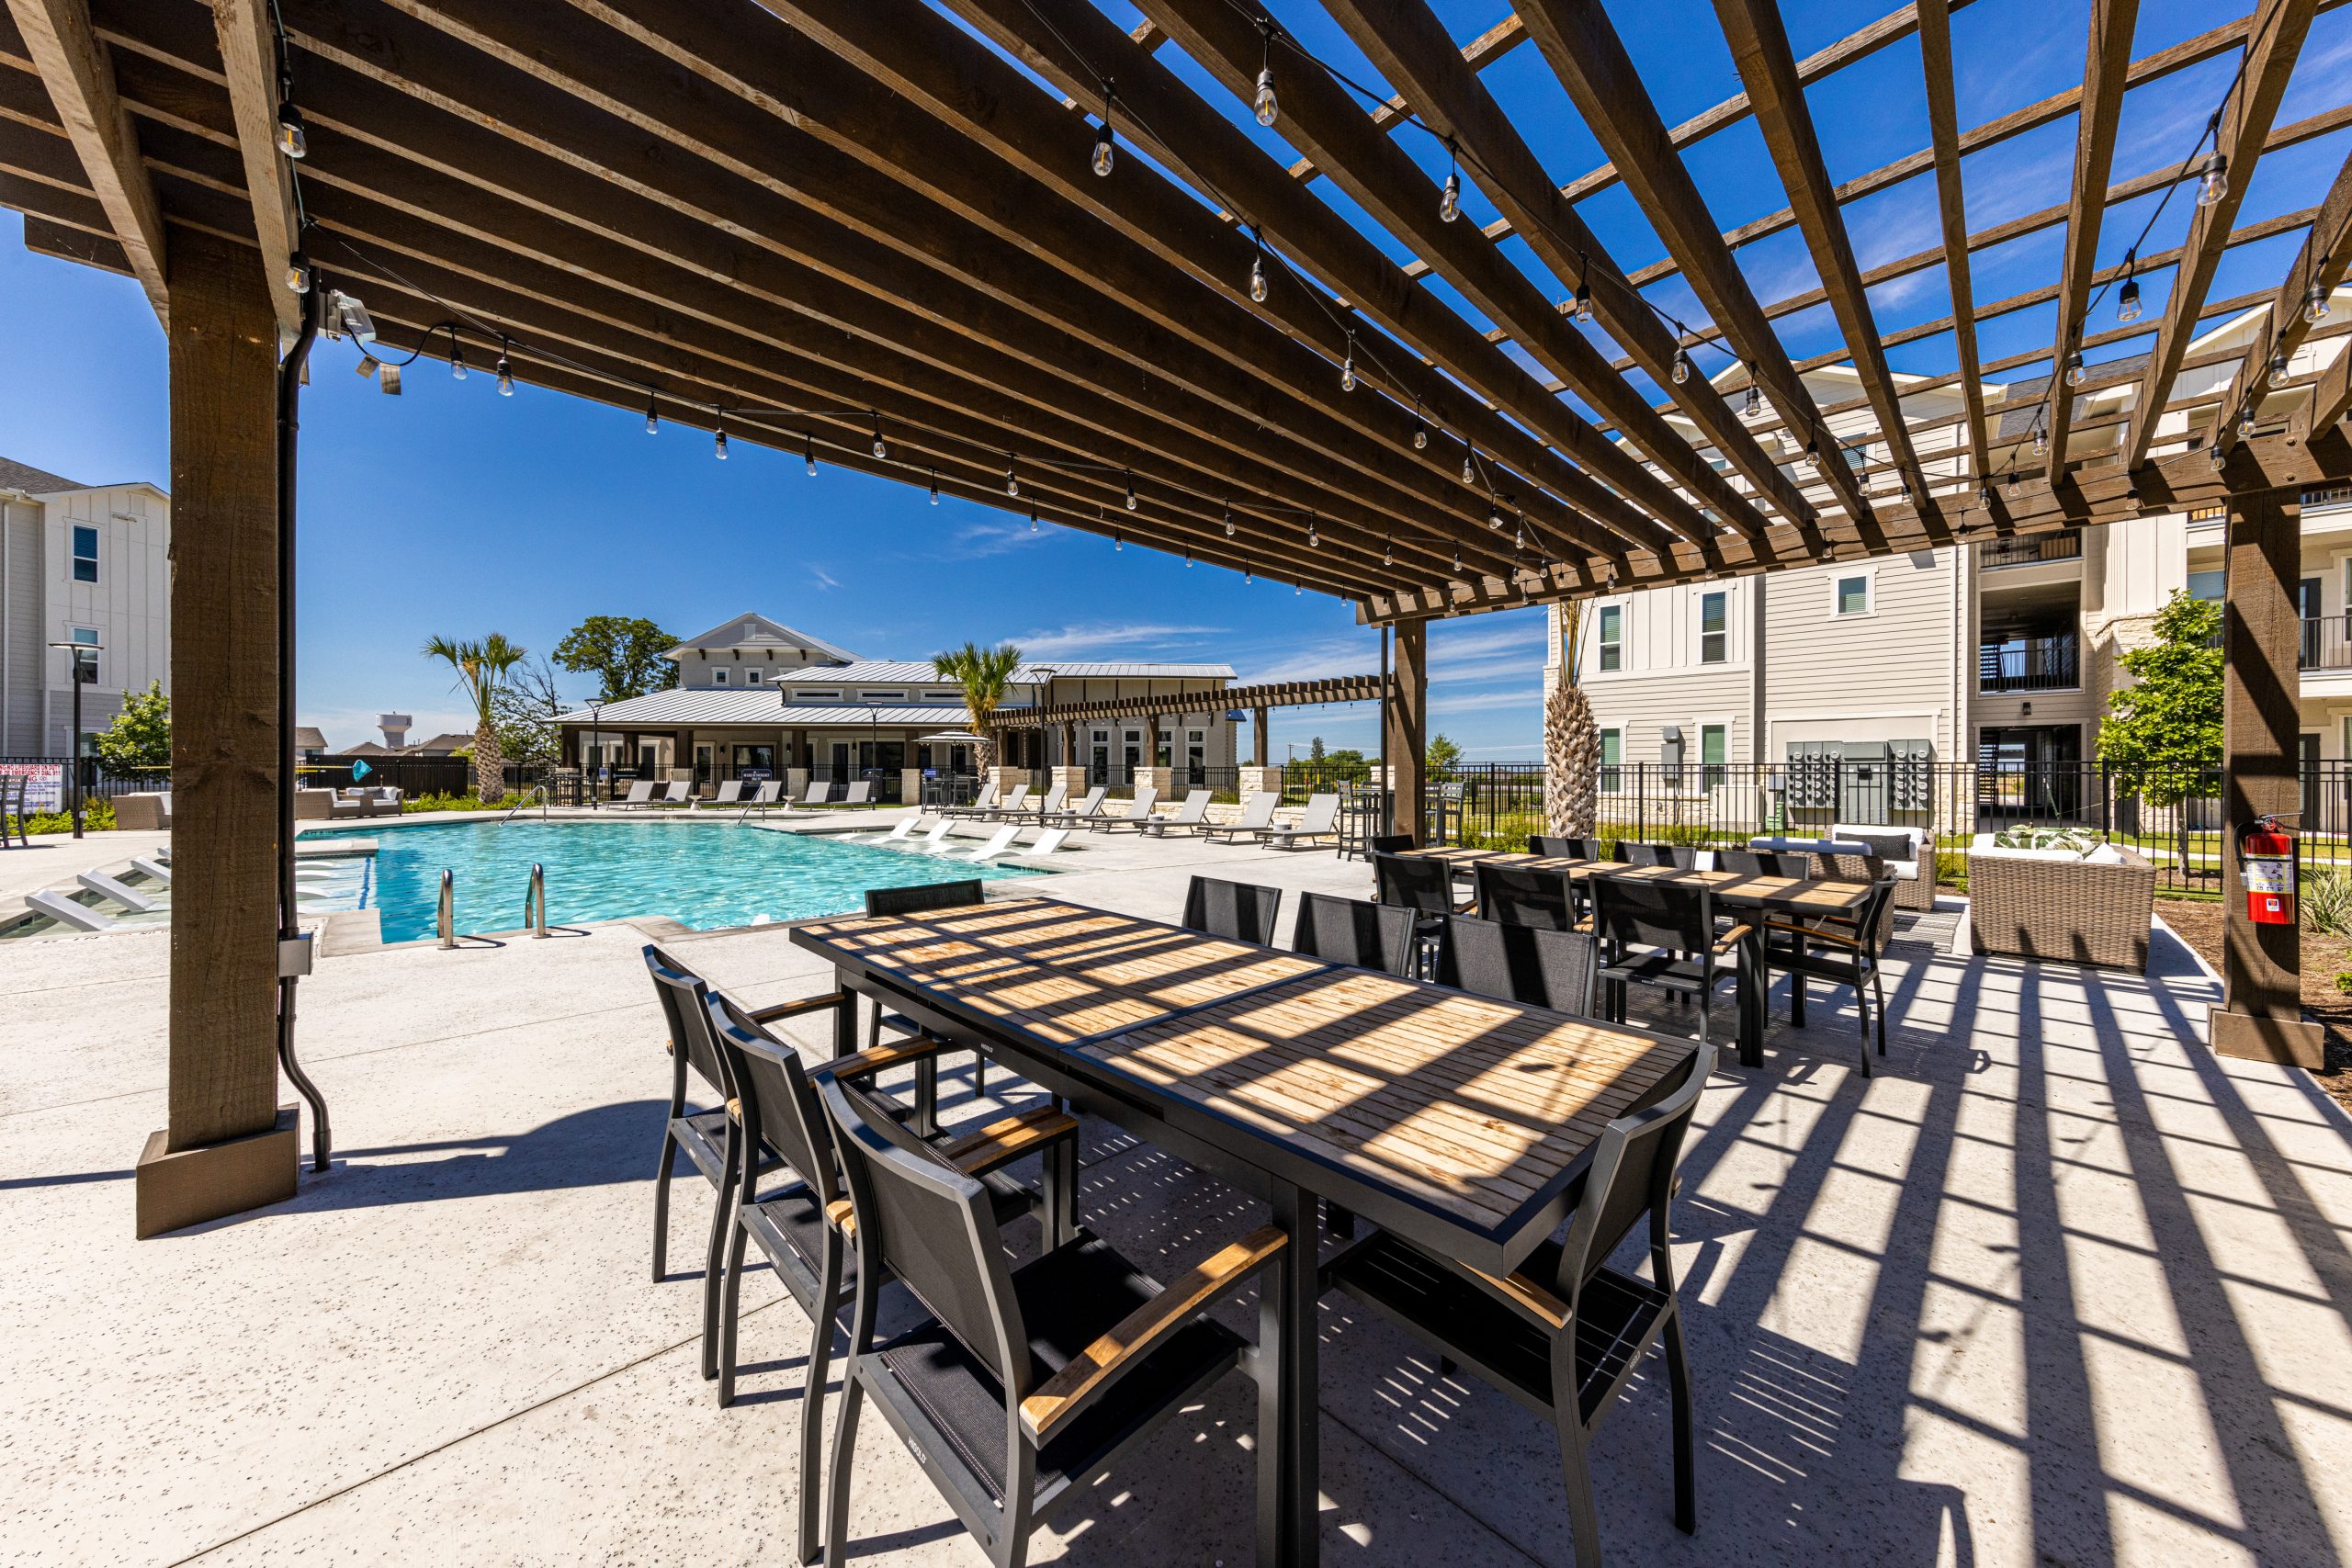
left=307, top=818, right=1042, bottom=942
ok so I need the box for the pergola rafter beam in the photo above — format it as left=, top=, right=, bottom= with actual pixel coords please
left=1914, top=0, right=1990, bottom=485
left=206, top=0, right=300, bottom=345
left=2226, top=142, right=2352, bottom=452
left=4, top=0, right=163, bottom=317
left=2042, top=0, right=2142, bottom=474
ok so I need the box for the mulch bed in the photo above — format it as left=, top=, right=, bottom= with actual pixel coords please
left=2154, top=898, right=2352, bottom=1112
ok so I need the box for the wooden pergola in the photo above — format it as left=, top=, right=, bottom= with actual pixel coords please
left=2, top=0, right=2340, bottom=1232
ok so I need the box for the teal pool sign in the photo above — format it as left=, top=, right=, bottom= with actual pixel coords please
left=352, top=760, right=372, bottom=780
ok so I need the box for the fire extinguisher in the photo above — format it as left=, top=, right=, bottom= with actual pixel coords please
left=2239, top=815, right=2297, bottom=926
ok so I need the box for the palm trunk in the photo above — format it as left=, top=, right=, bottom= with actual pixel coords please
left=473, top=720, right=503, bottom=801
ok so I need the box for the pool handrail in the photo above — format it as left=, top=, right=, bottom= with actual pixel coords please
left=503, top=784, right=549, bottom=823
left=437, top=869, right=457, bottom=950
left=524, top=862, right=548, bottom=939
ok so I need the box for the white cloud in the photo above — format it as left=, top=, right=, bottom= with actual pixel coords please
left=1429, top=686, right=1544, bottom=716
left=808, top=566, right=840, bottom=591
left=1018, top=621, right=1226, bottom=658
left=945, top=520, right=1047, bottom=558
left=1233, top=637, right=1376, bottom=684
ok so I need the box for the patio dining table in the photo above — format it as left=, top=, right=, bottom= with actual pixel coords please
left=1389, top=847, right=1880, bottom=1068
left=792, top=894, right=1697, bottom=1567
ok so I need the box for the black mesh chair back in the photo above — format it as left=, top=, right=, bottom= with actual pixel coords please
left=1373, top=851, right=1457, bottom=916
left=707, top=989, right=835, bottom=1195
left=1713, top=848, right=1806, bottom=878
left=1366, top=834, right=1416, bottom=856
left=1617, top=841, right=1696, bottom=868
left=645, top=944, right=728, bottom=1096
left=1591, top=875, right=1713, bottom=957
left=1529, top=835, right=1601, bottom=860
left=1181, top=875, right=1284, bottom=946
left=1472, top=861, right=1577, bottom=930
left=1551, top=1044, right=1711, bottom=1300
left=1434, top=918, right=1599, bottom=1015
left=865, top=878, right=988, bottom=918
left=1289, top=892, right=1416, bottom=976
left=821, top=1073, right=1024, bottom=1385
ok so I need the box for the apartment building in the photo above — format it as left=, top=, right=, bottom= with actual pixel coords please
left=0, top=456, right=170, bottom=757
left=1568, top=298, right=2338, bottom=789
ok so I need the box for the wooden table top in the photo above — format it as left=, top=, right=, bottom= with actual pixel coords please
left=1390, top=848, right=1876, bottom=912
left=1080, top=967, right=1691, bottom=1232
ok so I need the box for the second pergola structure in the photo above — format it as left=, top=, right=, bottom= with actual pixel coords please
left=1, top=0, right=2339, bottom=1250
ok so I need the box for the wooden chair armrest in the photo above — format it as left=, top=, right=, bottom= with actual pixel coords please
left=1763, top=918, right=1862, bottom=951
left=1461, top=1261, right=1571, bottom=1328
left=824, top=1198, right=855, bottom=1241
left=1712, top=923, right=1753, bottom=954
left=747, top=989, right=851, bottom=1024
left=938, top=1108, right=1078, bottom=1178
left=1019, top=1225, right=1288, bottom=1442
left=823, top=1034, right=946, bottom=1081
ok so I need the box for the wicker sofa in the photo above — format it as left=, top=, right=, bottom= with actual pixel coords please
left=1828, top=822, right=1938, bottom=912
left=1966, top=836, right=2155, bottom=971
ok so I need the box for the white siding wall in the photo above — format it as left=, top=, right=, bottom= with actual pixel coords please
left=1578, top=577, right=1754, bottom=764
left=1, top=499, right=43, bottom=753
left=1763, top=550, right=1961, bottom=761
left=2, top=484, right=168, bottom=756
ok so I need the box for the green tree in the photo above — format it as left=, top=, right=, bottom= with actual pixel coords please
left=552, top=615, right=679, bottom=702
left=2098, top=589, right=2222, bottom=871
left=932, top=640, right=1024, bottom=773
left=1308, top=735, right=1326, bottom=761
left=1427, top=734, right=1464, bottom=774
left=93, top=680, right=170, bottom=774
left=424, top=633, right=529, bottom=799
left=1544, top=601, right=1600, bottom=836
left=491, top=656, right=568, bottom=770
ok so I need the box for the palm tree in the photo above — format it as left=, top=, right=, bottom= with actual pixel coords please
left=424, top=633, right=528, bottom=800
left=1543, top=602, right=1600, bottom=837
left=932, top=640, right=1024, bottom=774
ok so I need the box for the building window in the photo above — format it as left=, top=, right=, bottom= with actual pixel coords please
left=797, top=690, right=841, bottom=701
left=69, top=625, right=99, bottom=685
left=2187, top=570, right=2225, bottom=604
left=72, top=525, right=98, bottom=583
left=1700, top=592, right=1726, bottom=663
left=1600, top=728, right=1622, bottom=793
left=711, top=668, right=729, bottom=684
left=1702, top=723, right=1727, bottom=787
left=746, top=669, right=763, bottom=683
left=860, top=691, right=906, bottom=702
left=1598, top=603, right=1623, bottom=672
left=1834, top=573, right=1871, bottom=616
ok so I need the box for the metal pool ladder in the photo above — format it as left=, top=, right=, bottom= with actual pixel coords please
left=437, top=869, right=457, bottom=950
left=523, top=862, right=548, bottom=939
left=503, top=784, right=549, bottom=823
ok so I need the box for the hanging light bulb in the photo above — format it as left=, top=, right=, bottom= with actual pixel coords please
left=1514, top=519, right=1525, bottom=550
left=2269, top=350, right=2291, bottom=389
left=1487, top=503, right=1505, bottom=530
left=1980, top=480, right=1996, bottom=509
left=284, top=261, right=310, bottom=295
left=713, top=421, right=728, bottom=459
left=1572, top=278, right=1593, bottom=322
left=2007, top=472, right=2021, bottom=498
left=2209, top=442, right=2227, bottom=472
left=1743, top=378, right=1762, bottom=420
left=1412, top=413, right=1429, bottom=450
left=1295, top=581, right=1303, bottom=596
left=644, top=393, right=657, bottom=434
left=1440, top=139, right=1462, bottom=223
left=1029, top=507, right=1039, bottom=532
left=1114, top=533, right=1123, bottom=551
left=1802, top=436, right=1819, bottom=474
left=1249, top=232, right=1269, bottom=304
left=1900, top=470, right=1915, bottom=505
left=1245, top=565, right=1252, bottom=584
left=276, top=103, right=307, bottom=160
left=355, top=352, right=380, bottom=379
left=1452, top=544, right=1462, bottom=575
left=2033, top=423, right=2048, bottom=458
left=2305, top=280, right=2333, bottom=324
left=804, top=433, right=817, bottom=477
left=1124, top=472, right=1138, bottom=512
left=1462, top=445, right=1476, bottom=483
left=2197, top=150, right=2227, bottom=208
left=2238, top=404, right=2256, bottom=438
left=1091, top=110, right=1115, bottom=178
left=1383, top=536, right=1394, bottom=567
left=1004, top=457, right=1019, bottom=497
left=493, top=351, right=514, bottom=397
left=1223, top=503, right=1235, bottom=537
left=2064, top=352, right=2085, bottom=388
left=1254, top=64, right=1278, bottom=128
left=1340, top=337, right=1357, bottom=392
left=2117, top=273, right=2143, bottom=323
left=1307, top=516, right=1318, bottom=547
left=379, top=363, right=402, bottom=396
left=870, top=413, right=888, bottom=459
left=1671, top=347, right=1694, bottom=386
left=450, top=335, right=468, bottom=380
left=928, top=468, right=940, bottom=505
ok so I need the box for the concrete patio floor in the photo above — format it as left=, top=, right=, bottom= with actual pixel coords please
left=4, top=817, right=2349, bottom=1567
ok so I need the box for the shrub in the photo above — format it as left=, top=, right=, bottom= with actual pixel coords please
left=2302, top=867, right=2352, bottom=935
left=27, top=799, right=117, bottom=834
left=1991, top=824, right=2102, bottom=854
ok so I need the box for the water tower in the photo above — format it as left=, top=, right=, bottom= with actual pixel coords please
left=378, top=713, right=413, bottom=750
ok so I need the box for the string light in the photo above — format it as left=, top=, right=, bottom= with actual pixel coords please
left=1124, top=470, right=1138, bottom=511
left=284, top=260, right=310, bottom=295
left=1114, top=533, right=1123, bottom=551
left=1030, top=506, right=1039, bottom=532
left=354, top=352, right=379, bottom=379
left=1254, top=24, right=1278, bottom=127
left=2197, top=149, right=2227, bottom=207
left=2306, top=280, right=2333, bottom=323
left=450, top=333, right=468, bottom=380
left=2209, top=442, right=2227, bottom=471
left=1571, top=275, right=1593, bottom=322
left=1245, top=565, right=1252, bottom=584
left=495, top=341, right=514, bottom=396
left=2064, top=352, right=2086, bottom=388
left=2237, top=405, right=2256, bottom=438
left=1461, top=443, right=1476, bottom=483
left=1091, top=91, right=1116, bottom=177
left=1440, top=139, right=1462, bottom=223
left=1307, top=516, right=1318, bottom=547
left=713, top=417, right=728, bottom=459
left=1295, top=581, right=1302, bottom=595
left=1742, top=368, right=1762, bottom=419
left=1979, top=480, right=1996, bottom=509
left=2033, top=423, right=2048, bottom=458
left=1383, top=536, right=1394, bottom=567
left=1184, top=548, right=1193, bottom=566
left=1004, top=456, right=1019, bottom=498
left=275, top=102, right=307, bottom=160
left=1340, top=330, right=1357, bottom=392
left=1670, top=346, right=1694, bottom=386
left=1223, top=502, right=1235, bottom=537
left=1802, top=436, right=1819, bottom=474
left=1899, top=469, right=1914, bottom=505
left=804, top=433, right=817, bottom=476
left=1411, top=397, right=1429, bottom=450
left=2268, top=349, right=2291, bottom=389
left=2117, top=266, right=2142, bottom=323
left=1451, top=544, right=1462, bottom=574
left=928, top=468, right=939, bottom=504
left=1249, top=231, right=1268, bottom=303
left=644, top=392, right=657, bottom=434
left=869, top=412, right=887, bottom=458
left=378, top=364, right=401, bottom=396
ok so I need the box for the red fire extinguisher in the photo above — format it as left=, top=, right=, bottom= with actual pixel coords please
left=2240, top=816, right=2297, bottom=926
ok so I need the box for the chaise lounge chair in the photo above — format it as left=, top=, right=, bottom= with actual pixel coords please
left=1093, top=786, right=1159, bottom=832
left=611, top=781, right=659, bottom=810
left=936, top=823, right=1022, bottom=863
left=848, top=814, right=931, bottom=846
left=691, top=780, right=745, bottom=811
left=942, top=781, right=997, bottom=819
left=978, top=783, right=1030, bottom=818
left=736, top=780, right=783, bottom=818
left=1201, top=792, right=1278, bottom=843
left=1141, top=788, right=1215, bottom=838
left=841, top=781, right=873, bottom=807
left=1261, top=792, right=1340, bottom=852
left=1045, top=784, right=1108, bottom=829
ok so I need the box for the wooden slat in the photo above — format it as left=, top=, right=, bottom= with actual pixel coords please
left=2234, top=143, right=2352, bottom=450
left=207, top=0, right=300, bottom=344
left=5, top=0, right=162, bottom=317
left=999, top=673, right=1381, bottom=728
left=2041, top=0, right=2141, bottom=475
left=1914, top=0, right=1989, bottom=486
left=2125, top=0, right=2317, bottom=468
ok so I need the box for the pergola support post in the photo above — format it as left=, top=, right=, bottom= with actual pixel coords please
left=2211, top=486, right=2326, bottom=1066
left=137, top=226, right=297, bottom=1238
left=1387, top=618, right=1428, bottom=843
left=1252, top=705, right=1271, bottom=768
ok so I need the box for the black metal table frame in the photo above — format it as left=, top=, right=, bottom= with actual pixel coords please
left=795, top=909, right=1699, bottom=1566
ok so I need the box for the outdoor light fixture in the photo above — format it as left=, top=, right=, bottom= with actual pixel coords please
left=928, top=468, right=940, bottom=504
left=1452, top=544, right=1462, bottom=573
left=1254, top=56, right=1278, bottom=127
left=1114, top=533, right=1123, bottom=551
left=1802, top=436, right=1819, bottom=473
left=355, top=352, right=379, bottom=379
left=1980, top=481, right=1996, bottom=509
left=870, top=413, right=888, bottom=458
left=1245, top=564, right=1252, bottom=583
left=1250, top=233, right=1269, bottom=303
left=2197, top=150, right=2228, bottom=207
left=450, top=336, right=468, bottom=379
left=1743, top=377, right=1762, bottom=419
left=2306, top=280, right=2333, bottom=323
left=1571, top=277, right=1593, bottom=321
left=1383, top=536, right=1394, bottom=567
left=1295, top=581, right=1303, bottom=595
left=1440, top=166, right=1462, bottom=223
left=644, top=393, right=657, bottom=434
left=714, top=420, right=728, bottom=459
left=1900, top=470, right=1915, bottom=505
left=2064, top=352, right=2086, bottom=388
left=1124, top=472, right=1138, bottom=511
left=1462, top=445, right=1476, bottom=483
left=1671, top=347, right=1694, bottom=386
left=2238, top=405, right=2256, bottom=438
left=2117, top=273, right=2142, bottom=322
left=276, top=103, right=307, bottom=160
left=1004, top=457, right=1018, bottom=497
left=1029, top=506, right=1039, bottom=531
left=2033, top=423, right=2048, bottom=458
left=1223, top=503, right=1236, bottom=536
left=804, top=433, right=818, bottom=476
left=1184, top=548, right=1193, bottom=566
left=2209, top=442, right=2227, bottom=471
left=1412, top=410, right=1429, bottom=450
left=284, top=261, right=310, bottom=294
left=1307, top=516, right=1318, bottom=547
left=1091, top=114, right=1115, bottom=177
left=379, top=364, right=402, bottom=395
left=496, top=345, right=514, bottom=396
left=2269, top=350, right=2291, bottom=389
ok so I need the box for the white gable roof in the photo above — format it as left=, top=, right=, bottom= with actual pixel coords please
left=664, top=612, right=858, bottom=663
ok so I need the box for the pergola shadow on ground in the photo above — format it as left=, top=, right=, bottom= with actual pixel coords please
left=5, top=857, right=2346, bottom=1564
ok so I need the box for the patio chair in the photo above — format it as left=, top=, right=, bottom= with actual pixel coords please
left=1092, top=786, right=1159, bottom=832
left=1180, top=875, right=1283, bottom=946
left=1373, top=851, right=1473, bottom=975
left=943, top=780, right=997, bottom=819
left=1288, top=892, right=1417, bottom=976
left=846, top=814, right=929, bottom=845
left=690, top=780, right=745, bottom=810
left=1713, top=848, right=1806, bottom=878
left=1198, top=791, right=1276, bottom=842
left=1262, top=791, right=1341, bottom=851
left=994, top=782, right=1060, bottom=820
left=1433, top=918, right=1600, bottom=1017
left=1473, top=861, right=1582, bottom=931
left=728, top=780, right=779, bottom=818
left=1531, top=835, right=1603, bottom=861
left=1323, top=1045, right=1710, bottom=1568
left=841, top=781, right=873, bottom=807
left=864, top=880, right=1000, bottom=1099
left=1045, top=785, right=1108, bottom=829
left=1616, top=840, right=1696, bottom=869
left=703, top=990, right=1075, bottom=1562
left=1760, top=876, right=1900, bottom=1075
left=816, top=1071, right=1282, bottom=1568
left=1140, top=788, right=1214, bottom=837
left=1589, top=876, right=1744, bottom=1049
left=983, top=827, right=1069, bottom=863
left=977, top=782, right=1031, bottom=819
left=937, top=823, right=1021, bottom=863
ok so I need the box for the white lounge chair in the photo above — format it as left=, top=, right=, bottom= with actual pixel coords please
left=1141, top=789, right=1214, bottom=838
left=1262, top=793, right=1341, bottom=851
left=27, top=888, right=113, bottom=931
left=993, top=783, right=1061, bottom=820
left=692, top=780, right=745, bottom=810
left=130, top=855, right=171, bottom=886
left=849, top=814, right=930, bottom=845
left=655, top=781, right=691, bottom=808
left=997, top=827, right=1070, bottom=861
left=737, top=780, right=784, bottom=818
left=1094, top=787, right=1160, bottom=832
left=979, top=783, right=1031, bottom=819
left=1201, top=793, right=1278, bottom=843
left=76, top=869, right=158, bottom=913
left=944, top=781, right=999, bottom=819
left=938, top=823, right=1022, bottom=863
left=902, top=818, right=957, bottom=852
left=611, top=781, right=659, bottom=810
left=842, top=781, right=873, bottom=807
left=1046, top=785, right=1108, bottom=828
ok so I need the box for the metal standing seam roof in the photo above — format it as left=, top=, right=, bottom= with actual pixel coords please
left=776, top=660, right=1237, bottom=683
left=553, top=692, right=1019, bottom=726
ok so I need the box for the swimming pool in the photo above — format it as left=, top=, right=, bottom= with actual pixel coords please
left=307, top=818, right=1043, bottom=942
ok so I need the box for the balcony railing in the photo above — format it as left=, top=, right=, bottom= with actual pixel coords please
left=1979, top=637, right=2079, bottom=693
left=1978, top=534, right=2083, bottom=569
left=2302, top=615, right=2352, bottom=671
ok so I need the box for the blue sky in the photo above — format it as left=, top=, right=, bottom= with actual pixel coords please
left=6, top=0, right=2346, bottom=754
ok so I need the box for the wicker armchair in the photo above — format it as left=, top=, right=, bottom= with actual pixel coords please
left=1965, top=842, right=2155, bottom=972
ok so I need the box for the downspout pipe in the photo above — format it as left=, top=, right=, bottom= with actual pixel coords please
left=277, top=277, right=329, bottom=1172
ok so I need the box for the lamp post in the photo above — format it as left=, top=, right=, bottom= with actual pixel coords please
left=860, top=702, right=881, bottom=801
left=1029, top=665, right=1057, bottom=827
left=47, top=637, right=101, bottom=838
left=585, top=697, right=605, bottom=808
